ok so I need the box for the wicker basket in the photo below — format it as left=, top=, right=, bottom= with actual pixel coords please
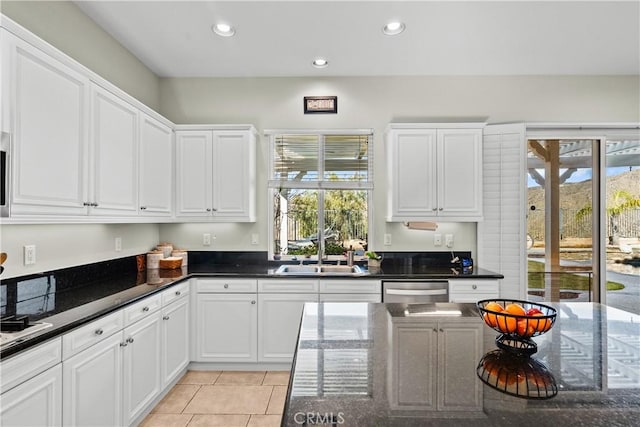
left=159, top=257, right=183, bottom=270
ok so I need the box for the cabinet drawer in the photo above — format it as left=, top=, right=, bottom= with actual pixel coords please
left=319, top=280, right=381, bottom=294
left=196, top=278, right=257, bottom=293
left=448, top=279, right=498, bottom=294
left=258, top=279, right=319, bottom=293
left=161, top=281, right=190, bottom=306
left=448, top=279, right=499, bottom=303
left=62, top=310, right=124, bottom=360
left=123, top=293, right=162, bottom=326
left=320, top=294, right=381, bottom=302
left=1, top=337, right=62, bottom=392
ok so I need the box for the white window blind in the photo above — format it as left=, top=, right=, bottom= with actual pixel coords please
left=268, top=131, right=373, bottom=189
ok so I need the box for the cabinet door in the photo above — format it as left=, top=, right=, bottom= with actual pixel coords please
left=194, top=293, right=257, bottom=362
left=89, top=84, right=139, bottom=216
left=388, top=129, right=437, bottom=220
left=388, top=322, right=437, bottom=410
left=437, top=129, right=482, bottom=217
left=1, top=364, right=62, bottom=427
left=139, top=113, right=173, bottom=216
left=258, top=293, right=319, bottom=363
left=175, top=131, right=212, bottom=216
left=161, top=296, right=190, bottom=387
left=437, top=321, right=483, bottom=412
left=122, top=312, right=162, bottom=425
left=62, top=332, right=123, bottom=427
left=6, top=34, right=90, bottom=216
left=211, top=130, right=255, bottom=221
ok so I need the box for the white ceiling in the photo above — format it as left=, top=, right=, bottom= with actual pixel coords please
left=74, top=1, right=640, bottom=78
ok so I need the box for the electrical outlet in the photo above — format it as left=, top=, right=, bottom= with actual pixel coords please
left=433, top=233, right=442, bottom=246
left=24, top=245, right=36, bottom=265
left=251, top=234, right=259, bottom=245
left=445, top=234, right=454, bottom=248
left=384, top=234, right=392, bottom=245
left=115, top=237, right=122, bottom=252
left=203, top=233, right=211, bottom=246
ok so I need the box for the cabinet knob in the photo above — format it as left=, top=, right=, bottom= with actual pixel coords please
left=83, top=202, right=91, bottom=206
left=175, top=291, right=181, bottom=296
left=140, top=206, right=147, bottom=210
left=439, top=328, right=444, bottom=332
left=163, top=315, right=170, bottom=320
left=432, top=208, right=437, bottom=211
left=91, top=202, right=99, bottom=207
left=251, top=300, right=256, bottom=304
left=224, top=284, right=229, bottom=289
left=120, top=342, right=128, bottom=347
left=433, top=328, right=438, bottom=333
left=472, top=284, right=477, bottom=290
left=95, top=329, right=104, bottom=336
left=206, top=208, right=212, bottom=212
left=142, top=306, right=150, bottom=312
left=212, top=208, right=217, bottom=212
left=127, top=337, right=134, bottom=344
left=438, top=207, right=443, bottom=211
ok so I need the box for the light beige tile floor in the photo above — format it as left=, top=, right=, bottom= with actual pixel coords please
left=140, top=371, right=289, bottom=427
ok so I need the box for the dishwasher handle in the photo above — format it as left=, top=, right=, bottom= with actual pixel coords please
left=385, top=288, right=448, bottom=296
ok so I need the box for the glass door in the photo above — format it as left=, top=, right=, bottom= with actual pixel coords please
left=527, top=139, right=596, bottom=302
left=604, top=138, right=640, bottom=314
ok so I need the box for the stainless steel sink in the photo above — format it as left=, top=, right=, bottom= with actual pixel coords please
left=274, top=264, right=368, bottom=276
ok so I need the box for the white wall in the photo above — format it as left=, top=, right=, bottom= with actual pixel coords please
left=157, top=75, right=639, bottom=253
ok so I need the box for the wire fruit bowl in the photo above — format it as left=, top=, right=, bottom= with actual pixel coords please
left=477, top=299, right=557, bottom=356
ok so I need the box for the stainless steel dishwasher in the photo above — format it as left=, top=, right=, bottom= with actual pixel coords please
left=382, top=281, right=449, bottom=303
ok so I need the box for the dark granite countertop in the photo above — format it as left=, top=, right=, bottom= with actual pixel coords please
left=0, top=251, right=502, bottom=359
left=283, top=302, right=640, bottom=426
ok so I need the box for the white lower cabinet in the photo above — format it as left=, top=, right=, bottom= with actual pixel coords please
left=122, top=312, right=163, bottom=425
left=258, top=293, right=319, bottom=363
left=1, top=364, right=62, bottom=427
left=62, top=332, right=124, bottom=427
left=161, top=294, right=190, bottom=387
left=388, top=319, right=483, bottom=413
left=61, top=283, right=188, bottom=426
left=194, top=292, right=258, bottom=362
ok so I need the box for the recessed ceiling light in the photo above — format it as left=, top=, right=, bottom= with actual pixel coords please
left=212, top=23, right=236, bottom=37
left=383, top=21, right=406, bottom=36
left=312, top=58, right=328, bottom=68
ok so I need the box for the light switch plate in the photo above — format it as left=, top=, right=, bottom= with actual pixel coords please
left=384, top=234, right=392, bottom=245
left=433, top=234, right=442, bottom=246
left=24, top=245, right=36, bottom=265
left=251, top=234, right=259, bottom=245
left=445, top=234, right=454, bottom=248
left=115, top=237, right=122, bottom=252
left=203, top=233, right=211, bottom=246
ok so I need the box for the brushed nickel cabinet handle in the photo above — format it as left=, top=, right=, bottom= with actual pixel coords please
left=472, top=284, right=477, bottom=290
left=175, top=291, right=181, bottom=296
left=127, top=337, right=134, bottom=343
left=120, top=342, right=128, bottom=347
left=224, top=284, right=229, bottom=289
left=163, top=315, right=170, bottom=320
left=142, top=306, right=150, bottom=312
left=95, top=329, right=104, bottom=336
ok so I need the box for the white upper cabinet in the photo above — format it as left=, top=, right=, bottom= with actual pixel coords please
left=89, top=83, right=139, bottom=216
left=175, top=126, right=256, bottom=222
left=1, top=26, right=176, bottom=221
left=3, top=30, right=91, bottom=216
left=386, top=124, right=484, bottom=222
left=139, top=113, right=173, bottom=216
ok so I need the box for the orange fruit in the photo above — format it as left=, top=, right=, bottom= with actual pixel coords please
left=531, top=313, right=551, bottom=332
left=504, top=303, right=526, bottom=316
left=496, top=314, right=517, bottom=333
left=483, top=302, right=504, bottom=328
left=516, top=319, right=535, bottom=337
left=485, top=302, right=504, bottom=313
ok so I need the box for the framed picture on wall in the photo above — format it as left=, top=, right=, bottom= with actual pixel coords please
left=304, top=96, right=338, bottom=114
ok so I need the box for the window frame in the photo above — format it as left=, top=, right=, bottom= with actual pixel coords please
left=266, top=129, right=374, bottom=261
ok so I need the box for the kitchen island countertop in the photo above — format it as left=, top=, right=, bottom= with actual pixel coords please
left=283, top=302, right=640, bottom=426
